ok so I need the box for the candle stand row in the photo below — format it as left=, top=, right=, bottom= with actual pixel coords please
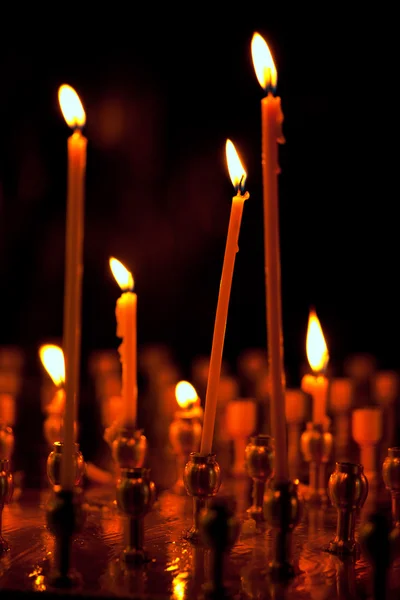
left=2, top=414, right=400, bottom=593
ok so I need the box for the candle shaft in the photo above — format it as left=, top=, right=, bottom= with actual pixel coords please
left=118, top=292, right=137, bottom=426
left=61, top=130, right=87, bottom=490
left=262, top=94, right=288, bottom=481
left=200, top=195, right=246, bottom=455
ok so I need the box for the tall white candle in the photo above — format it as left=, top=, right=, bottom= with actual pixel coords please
left=200, top=140, right=249, bottom=455
left=110, top=258, right=137, bottom=426
left=58, top=84, right=87, bottom=490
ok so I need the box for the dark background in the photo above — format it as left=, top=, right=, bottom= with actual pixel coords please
left=1, top=9, right=398, bottom=388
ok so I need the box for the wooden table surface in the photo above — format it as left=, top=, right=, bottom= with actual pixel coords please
left=1, top=480, right=399, bottom=599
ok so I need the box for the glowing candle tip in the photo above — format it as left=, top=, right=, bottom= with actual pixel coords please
left=109, top=257, right=134, bottom=292
left=226, top=139, right=247, bottom=194
left=39, top=344, right=65, bottom=387
left=251, top=32, right=278, bottom=93
left=58, top=84, right=86, bottom=129
left=306, top=308, right=329, bottom=373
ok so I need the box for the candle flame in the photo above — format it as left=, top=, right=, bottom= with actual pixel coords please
left=109, top=257, right=134, bottom=291
left=58, top=84, right=86, bottom=129
left=251, top=33, right=278, bottom=93
left=226, top=140, right=247, bottom=193
left=175, top=380, right=198, bottom=409
left=39, top=344, right=65, bottom=387
left=306, top=308, right=329, bottom=373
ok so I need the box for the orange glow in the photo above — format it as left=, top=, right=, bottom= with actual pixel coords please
left=58, top=84, right=86, bottom=128
left=251, top=33, right=278, bottom=91
left=226, top=139, right=247, bottom=192
left=306, top=309, right=329, bottom=373
left=109, top=257, right=134, bottom=291
left=175, top=381, right=198, bottom=409
left=39, top=344, right=65, bottom=387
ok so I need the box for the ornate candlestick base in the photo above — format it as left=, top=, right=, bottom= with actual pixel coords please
left=46, top=442, right=85, bottom=487
left=300, top=422, right=333, bottom=503
left=326, top=462, right=368, bottom=556
left=46, top=486, right=86, bottom=587
left=245, top=434, right=274, bottom=521
left=382, top=447, right=400, bottom=528
left=111, top=427, right=147, bottom=471
left=169, top=413, right=202, bottom=495
left=199, top=498, right=240, bottom=599
left=263, top=479, right=302, bottom=580
left=0, top=459, right=13, bottom=553
left=0, top=425, right=14, bottom=461
left=183, top=453, right=222, bottom=544
left=116, top=468, right=156, bottom=564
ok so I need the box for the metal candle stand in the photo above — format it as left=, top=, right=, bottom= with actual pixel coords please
left=46, top=486, right=86, bottom=587
left=263, top=479, right=302, bottom=580
left=116, top=467, right=156, bottom=564
left=0, top=459, right=13, bottom=553
left=47, top=441, right=85, bottom=487
left=183, top=453, right=222, bottom=544
left=244, top=434, right=274, bottom=521
left=383, top=447, right=400, bottom=528
left=300, top=422, right=333, bottom=503
left=112, top=427, right=147, bottom=470
left=326, top=462, right=368, bottom=556
left=169, top=413, right=202, bottom=494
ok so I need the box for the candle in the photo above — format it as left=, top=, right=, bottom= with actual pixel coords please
left=251, top=33, right=287, bottom=480
left=175, top=381, right=203, bottom=421
left=39, top=344, right=67, bottom=446
left=58, top=84, right=87, bottom=490
left=109, top=258, right=137, bottom=426
left=200, top=140, right=249, bottom=455
left=301, top=308, right=329, bottom=424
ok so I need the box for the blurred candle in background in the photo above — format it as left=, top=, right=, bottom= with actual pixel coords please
left=301, top=308, right=329, bottom=424
left=58, top=85, right=87, bottom=490
left=110, top=258, right=137, bottom=427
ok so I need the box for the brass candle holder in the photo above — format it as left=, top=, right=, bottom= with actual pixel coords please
left=46, top=486, right=86, bottom=587
left=382, top=447, right=400, bottom=528
left=116, top=467, right=156, bottom=564
left=263, top=478, right=302, bottom=580
left=300, top=422, right=333, bottom=503
left=183, top=453, right=222, bottom=544
left=169, top=411, right=202, bottom=494
left=47, top=442, right=85, bottom=487
left=109, top=426, right=147, bottom=471
left=0, top=425, right=14, bottom=461
left=326, top=462, right=368, bottom=556
left=199, top=498, right=241, bottom=598
left=0, top=459, right=13, bottom=553
left=245, top=434, right=274, bottom=521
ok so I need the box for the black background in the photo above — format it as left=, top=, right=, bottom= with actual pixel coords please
left=1, top=8, right=399, bottom=387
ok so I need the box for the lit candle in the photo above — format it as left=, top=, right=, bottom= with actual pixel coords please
left=109, top=258, right=137, bottom=427
left=251, top=33, right=287, bottom=480
left=301, top=308, right=329, bottom=424
left=39, top=344, right=66, bottom=411
left=58, top=84, right=87, bottom=490
left=200, top=140, right=249, bottom=455
left=175, top=381, right=203, bottom=420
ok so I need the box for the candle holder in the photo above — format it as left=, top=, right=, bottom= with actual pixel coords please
left=199, top=498, right=241, bottom=599
left=0, top=425, right=14, bottom=461
left=47, top=442, right=85, bottom=487
left=110, top=426, right=147, bottom=471
left=116, top=467, right=156, bottom=564
left=382, top=447, right=400, bottom=528
left=263, top=478, right=302, bottom=580
left=245, top=434, right=274, bottom=521
left=169, top=412, right=202, bottom=494
left=0, top=459, right=13, bottom=552
left=352, top=408, right=383, bottom=489
left=300, top=422, right=333, bottom=503
left=183, top=453, right=222, bottom=544
left=46, top=486, right=86, bottom=587
left=326, top=462, right=368, bottom=556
